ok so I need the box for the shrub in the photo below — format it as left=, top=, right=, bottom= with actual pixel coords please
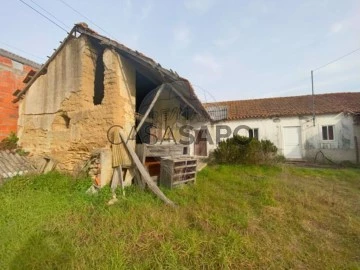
left=0, top=132, right=19, bottom=150
left=212, top=135, right=279, bottom=164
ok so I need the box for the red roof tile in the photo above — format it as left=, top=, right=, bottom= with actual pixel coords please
left=204, top=92, right=360, bottom=120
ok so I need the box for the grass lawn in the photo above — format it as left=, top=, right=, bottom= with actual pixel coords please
left=0, top=165, right=359, bottom=269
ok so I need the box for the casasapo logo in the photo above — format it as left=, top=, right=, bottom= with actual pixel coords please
left=107, top=80, right=254, bottom=146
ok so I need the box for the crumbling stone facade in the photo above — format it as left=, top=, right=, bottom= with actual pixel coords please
left=17, top=36, right=135, bottom=174
left=15, top=23, right=210, bottom=189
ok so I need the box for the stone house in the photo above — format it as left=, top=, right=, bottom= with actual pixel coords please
left=13, top=23, right=210, bottom=185
left=205, top=92, right=360, bottom=164
left=0, top=49, right=40, bottom=140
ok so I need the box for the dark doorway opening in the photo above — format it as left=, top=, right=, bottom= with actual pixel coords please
left=135, top=71, right=160, bottom=144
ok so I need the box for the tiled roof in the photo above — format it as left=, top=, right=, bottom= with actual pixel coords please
left=204, top=92, right=360, bottom=120
left=0, top=48, right=42, bottom=69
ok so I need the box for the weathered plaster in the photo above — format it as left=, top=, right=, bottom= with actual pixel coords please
left=18, top=36, right=136, bottom=177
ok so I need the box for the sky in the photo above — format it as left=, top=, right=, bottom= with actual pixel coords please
left=0, top=0, right=359, bottom=103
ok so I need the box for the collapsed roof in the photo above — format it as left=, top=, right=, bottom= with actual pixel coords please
left=13, top=23, right=210, bottom=120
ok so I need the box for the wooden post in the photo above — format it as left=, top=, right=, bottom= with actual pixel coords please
left=136, top=84, right=165, bottom=133
left=169, top=84, right=203, bottom=116
left=110, top=165, right=125, bottom=197
left=118, top=130, right=175, bottom=206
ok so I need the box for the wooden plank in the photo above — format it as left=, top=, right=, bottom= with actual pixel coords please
left=169, top=84, right=203, bottom=117
left=110, top=166, right=125, bottom=197
left=118, top=130, right=175, bottom=206
left=118, top=166, right=125, bottom=196
left=13, top=28, right=75, bottom=102
left=173, top=164, right=197, bottom=169
left=173, top=179, right=195, bottom=185
left=135, top=144, right=146, bottom=164
left=12, top=89, right=21, bottom=96
left=133, top=168, right=145, bottom=189
left=136, top=84, right=165, bottom=133
left=173, top=171, right=196, bottom=177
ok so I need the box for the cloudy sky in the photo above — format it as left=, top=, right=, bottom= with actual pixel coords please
left=1, top=0, right=359, bottom=102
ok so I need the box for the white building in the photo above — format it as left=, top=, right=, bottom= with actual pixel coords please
left=201, top=92, right=360, bottom=163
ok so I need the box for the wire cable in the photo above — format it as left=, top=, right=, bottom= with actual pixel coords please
left=57, top=0, right=115, bottom=39
left=313, top=46, right=360, bottom=71
left=18, top=0, right=69, bottom=33
left=29, top=0, right=70, bottom=29
left=0, top=41, right=45, bottom=62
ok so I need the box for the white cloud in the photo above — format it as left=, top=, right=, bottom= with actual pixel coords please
left=173, top=25, right=191, bottom=48
left=184, top=0, right=216, bottom=13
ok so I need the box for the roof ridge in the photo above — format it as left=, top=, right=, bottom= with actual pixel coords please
left=0, top=48, right=42, bottom=69
left=204, top=92, right=360, bottom=120
left=204, top=92, right=359, bottom=105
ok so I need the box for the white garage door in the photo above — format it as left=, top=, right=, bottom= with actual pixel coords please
left=283, top=126, right=302, bottom=159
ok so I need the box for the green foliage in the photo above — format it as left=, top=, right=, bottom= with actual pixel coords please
left=0, top=132, right=19, bottom=150
left=212, top=135, right=280, bottom=164
left=15, top=148, right=29, bottom=156
left=0, top=166, right=360, bottom=269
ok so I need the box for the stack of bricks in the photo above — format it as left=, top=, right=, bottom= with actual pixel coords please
left=0, top=50, right=40, bottom=140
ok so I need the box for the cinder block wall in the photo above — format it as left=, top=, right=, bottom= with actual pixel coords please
left=0, top=55, right=35, bottom=140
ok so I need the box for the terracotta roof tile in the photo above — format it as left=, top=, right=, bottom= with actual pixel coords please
left=204, top=92, right=360, bottom=120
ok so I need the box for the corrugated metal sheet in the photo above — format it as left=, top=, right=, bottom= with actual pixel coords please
left=0, top=150, right=36, bottom=180
left=206, top=105, right=228, bottom=121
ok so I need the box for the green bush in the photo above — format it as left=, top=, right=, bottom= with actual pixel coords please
left=0, top=132, right=19, bottom=150
left=212, top=135, right=280, bottom=164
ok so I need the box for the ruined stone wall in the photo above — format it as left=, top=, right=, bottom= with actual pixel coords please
left=18, top=36, right=136, bottom=173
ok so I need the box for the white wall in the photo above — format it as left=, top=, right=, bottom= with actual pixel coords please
left=206, top=113, right=357, bottom=163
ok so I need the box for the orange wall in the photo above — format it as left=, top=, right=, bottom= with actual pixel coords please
left=0, top=55, right=35, bottom=140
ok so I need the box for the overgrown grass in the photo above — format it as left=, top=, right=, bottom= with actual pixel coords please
left=0, top=165, right=359, bottom=269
